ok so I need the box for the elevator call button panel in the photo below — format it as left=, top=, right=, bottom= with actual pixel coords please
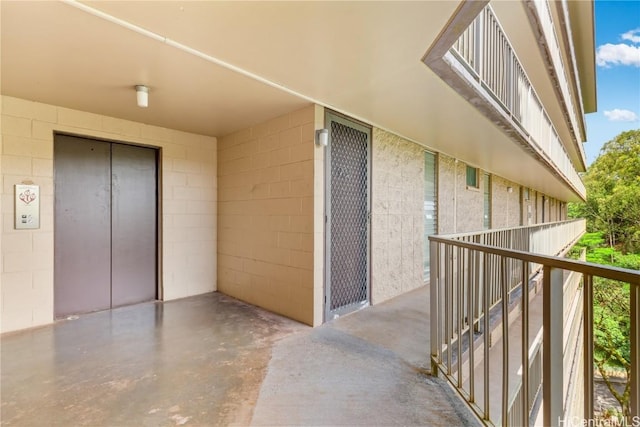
left=15, top=184, right=40, bottom=230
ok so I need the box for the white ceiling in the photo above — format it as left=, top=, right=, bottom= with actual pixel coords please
left=1, top=1, right=586, bottom=201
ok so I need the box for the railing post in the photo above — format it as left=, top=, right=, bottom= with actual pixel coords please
left=501, top=258, right=510, bottom=425
left=474, top=8, right=483, bottom=77
left=631, top=282, right=640, bottom=419
left=543, top=266, right=564, bottom=427
left=521, top=260, right=530, bottom=427
left=583, top=275, right=594, bottom=420
left=484, top=251, right=491, bottom=420
left=430, top=239, right=440, bottom=376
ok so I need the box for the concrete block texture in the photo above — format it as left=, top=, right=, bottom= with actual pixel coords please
left=371, top=128, right=424, bottom=304
left=217, top=104, right=317, bottom=326
left=491, top=175, right=522, bottom=229
left=437, top=154, right=485, bottom=234
left=1, top=96, right=217, bottom=333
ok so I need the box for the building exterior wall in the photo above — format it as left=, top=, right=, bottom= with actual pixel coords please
left=1, top=95, right=217, bottom=333
left=1, top=94, right=574, bottom=334
left=371, top=128, right=424, bottom=304
left=543, top=196, right=551, bottom=222
left=216, top=105, right=319, bottom=326
left=536, top=192, right=544, bottom=223
left=455, top=161, right=485, bottom=233
left=435, top=152, right=559, bottom=235
left=490, top=176, right=522, bottom=229
left=437, top=154, right=484, bottom=234
left=437, top=154, right=456, bottom=234
left=521, top=188, right=535, bottom=225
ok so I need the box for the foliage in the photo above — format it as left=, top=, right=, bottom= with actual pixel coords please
left=572, top=233, right=638, bottom=416
left=572, top=233, right=640, bottom=267
left=569, top=131, right=640, bottom=417
left=570, top=130, right=640, bottom=252
left=578, top=232, right=606, bottom=250
left=593, top=277, right=631, bottom=417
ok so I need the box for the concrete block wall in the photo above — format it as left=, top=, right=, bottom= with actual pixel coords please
left=1, top=95, right=217, bottom=333
left=490, top=176, right=522, bottom=228
left=454, top=160, right=484, bottom=233
left=536, top=192, right=544, bottom=223
left=371, top=128, right=424, bottom=304
left=437, top=153, right=484, bottom=234
left=548, top=198, right=565, bottom=222
left=436, top=152, right=559, bottom=233
left=520, top=187, right=536, bottom=225
left=437, top=154, right=456, bottom=234
left=217, top=104, right=320, bottom=326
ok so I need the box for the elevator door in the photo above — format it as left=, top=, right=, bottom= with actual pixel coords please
left=54, top=135, right=157, bottom=318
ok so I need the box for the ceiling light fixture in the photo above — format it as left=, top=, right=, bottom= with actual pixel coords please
left=135, top=85, right=149, bottom=108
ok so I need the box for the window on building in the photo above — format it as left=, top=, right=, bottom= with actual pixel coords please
left=466, top=166, right=478, bottom=188
left=523, top=187, right=530, bottom=201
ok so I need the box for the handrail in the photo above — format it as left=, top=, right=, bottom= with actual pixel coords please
left=447, top=220, right=585, bottom=313
left=429, top=236, right=640, bottom=284
left=430, top=223, right=640, bottom=426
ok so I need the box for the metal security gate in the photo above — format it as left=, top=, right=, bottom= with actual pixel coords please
left=325, top=112, right=371, bottom=320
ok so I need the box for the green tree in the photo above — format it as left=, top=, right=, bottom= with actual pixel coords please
left=571, top=130, right=640, bottom=252
left=570, top=130, right=640, bottom=419
left=572, top=235, right=638, bottom=418
left=593, top=278, right=631, bottom=417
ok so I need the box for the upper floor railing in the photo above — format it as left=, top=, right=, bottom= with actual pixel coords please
left=450, top=5, right=586, bottom=198
left=530, top=0, right=585, bottom=159
left=429, top=219, right=640, bottom=426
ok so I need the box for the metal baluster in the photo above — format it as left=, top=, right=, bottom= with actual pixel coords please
left=469, top=249, right=476, bottom=403
left=631, top=281, right=639, bottom=419
left=583, top=274, right=594, bottom=421
left=458, top=245, right=463, bottom=387
left=502, top=257, right=510, bottom=425
left=543, top=266, right=564, bottom=426
left=522, top=260, right=530, bottom=426
left=430, top=240, right=440, bottom=375
left=484, top=251, right=491, bottom=421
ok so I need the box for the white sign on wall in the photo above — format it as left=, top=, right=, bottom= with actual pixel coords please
left=15, top=184, right=40, bottom=230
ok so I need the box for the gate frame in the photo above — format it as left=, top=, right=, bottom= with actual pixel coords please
left=323, top=110, right=372, bottom=322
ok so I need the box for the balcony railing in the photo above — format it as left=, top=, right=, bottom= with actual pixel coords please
left=429, top=220, right=640, bottom=426
left=530, top=0, right=585, bottom=158
left=442, top=219, right=586, bottom=311
left=450, top=5, right=586, bottom=198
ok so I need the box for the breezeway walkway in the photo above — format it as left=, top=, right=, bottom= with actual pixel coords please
left=1, top=287, right=478, bottom=426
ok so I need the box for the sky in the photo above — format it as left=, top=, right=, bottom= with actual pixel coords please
left=584, top=0, right=640, bottom=165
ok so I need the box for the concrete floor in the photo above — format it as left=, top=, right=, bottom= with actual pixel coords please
left=1, top=287, right=478, bottom=426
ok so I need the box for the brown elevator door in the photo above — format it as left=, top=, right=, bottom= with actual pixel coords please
left=54, top=135, right=112, bottom=317
left=54, top=135, right=157, bottom=318
left=111, top=144, right=157, bottom=307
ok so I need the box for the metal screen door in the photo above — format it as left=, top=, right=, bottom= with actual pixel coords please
left=325, top=113, right=371, bottom=320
